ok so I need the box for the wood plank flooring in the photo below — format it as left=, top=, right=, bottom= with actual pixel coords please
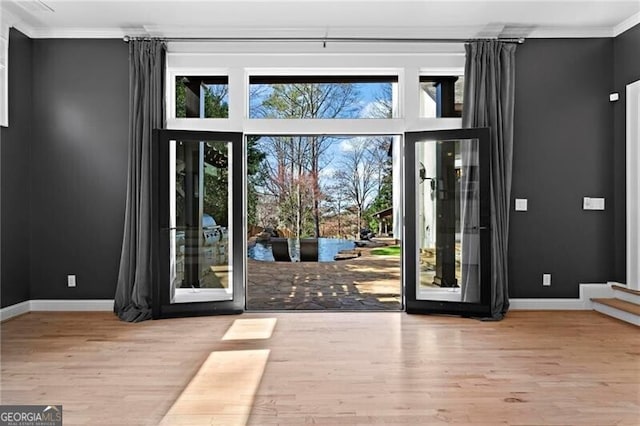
left=1, top=311, right=639, bottom=425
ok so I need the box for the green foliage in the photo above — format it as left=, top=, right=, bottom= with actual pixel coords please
left=174, top=77, right=228, bottom=118
left=367, top=177, right=393, bottom=230
left=203, top=172, right=228, bottom=226
left=370, top=245, right=401, bottom=256
left=203, top=86, right=228, bottom=118
left=246, top=136, right=267, bottom=227
left=202, top=141, right=230, bottom=226
left=176, top=77, right=186, bottom=117
left=367, top=138, right=393, bottom=231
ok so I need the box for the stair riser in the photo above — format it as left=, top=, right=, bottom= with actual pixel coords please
left=613, top=290, right=640, bottom=305
left=593, top=303, right=640, bottom=326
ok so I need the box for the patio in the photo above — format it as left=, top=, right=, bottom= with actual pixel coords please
left=246, top=247, right=402, bottom=310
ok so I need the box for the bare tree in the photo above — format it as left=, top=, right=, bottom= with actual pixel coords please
left=256, top=82, right=359, bottom=237
left=333, top=138, right=377, bottom=233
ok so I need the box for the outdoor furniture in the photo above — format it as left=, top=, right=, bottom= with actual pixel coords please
left=299, top=238, right=319, bottom=262
left=271, top=238, right=292, bottom=262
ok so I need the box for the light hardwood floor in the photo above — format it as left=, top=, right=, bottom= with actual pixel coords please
left=1, top=311, right=638, bottom=425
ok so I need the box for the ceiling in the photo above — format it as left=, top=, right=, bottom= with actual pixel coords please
left=2, top=0, right=640, bottom=39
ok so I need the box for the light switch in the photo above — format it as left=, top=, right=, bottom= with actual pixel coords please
left=583, top=197, right=605, bottom=210
left=515, top=198, right=528, bottom=211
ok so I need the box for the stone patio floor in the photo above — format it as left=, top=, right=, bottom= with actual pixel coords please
left=246, top=249, right=402, bottom=311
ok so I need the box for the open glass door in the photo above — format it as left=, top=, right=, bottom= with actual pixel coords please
left=404, top=128, right=492, bottom=316
left=153, top=130, right=244, bottom=318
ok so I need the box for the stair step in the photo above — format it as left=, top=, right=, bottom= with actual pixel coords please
left=591, top=298, right=640, bottom=326
left=612, top=284, right=640, bottom=296
left=591, top=298, right=640, bottom=315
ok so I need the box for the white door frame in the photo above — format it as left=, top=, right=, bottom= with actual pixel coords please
left=626, top=79, right=640, bottom=291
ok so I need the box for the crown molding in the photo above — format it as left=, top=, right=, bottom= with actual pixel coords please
left=22, top=26, right=624, bottom=41
left=2, top=20, right=632, bottom=40
left=0, top=5, right=36, bottom=38
left=614, top=11, right=640, bottom=37
left=527, top=25, right=615, bottom=39
left=26, top=26, right=148, bottom=39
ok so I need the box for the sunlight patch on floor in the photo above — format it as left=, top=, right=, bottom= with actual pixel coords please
left=222, top=318, right=277, bottom=341
left=160, top=349, right=270, bottom=426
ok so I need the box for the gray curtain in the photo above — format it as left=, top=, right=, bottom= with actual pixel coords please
left=462, top=40, right=517, bottom=320
left=114, top=39, right=165, bottom=322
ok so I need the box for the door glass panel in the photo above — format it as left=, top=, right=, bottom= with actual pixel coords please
left=169, top=138, right=233, bottom=304
left=415, top=137, right=480, bottom=303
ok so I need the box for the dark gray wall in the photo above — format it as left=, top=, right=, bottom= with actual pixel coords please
left=612, top=24, right=640, bottom=282
left=510, top=38, right=614, bottom=297
left=1, top=32, right=633, bottom=305
left=29, top=39, right=129, bottom=299
left=1, top=29, right=33, bottom=308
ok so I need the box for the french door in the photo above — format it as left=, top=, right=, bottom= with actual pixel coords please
left=152, top=127, right=492, bottom=317
left=153, top=130, right=244, bottom=318
left=404, top=128, right=492, bottom=317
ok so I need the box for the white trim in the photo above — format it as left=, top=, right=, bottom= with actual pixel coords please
left=12, top=25, right=635, bottom=41
left=627, top=80, right=640, bottom=291
left=0, top=6, right=14, bottom=128
left=174, top=288, right=233, bottom=304
left=29, top=299, right=114, bottom=312
left=613, top=287, right=640, bottom=305
left=0, top=301, right=30, bottom=322
left=1, top=299, right=114, bottom=322
left=510, top=283, right=613, bottom=310
left=614, top=11, right=640, bottom=37
left=0, top=6, right=36, bottom=39
left=166, top=53, right=465, bottom=133
left=592, top=301, right=640, bottom=326
left=23, top=27, right=146, bottom=39
left=527, top=26, right=615, bottom=39
left=0, top=28, right=7, bottom=127
left=510, top=298, right=589, bottom=310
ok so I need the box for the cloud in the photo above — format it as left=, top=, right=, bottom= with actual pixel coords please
left=339, top=139, right=355, bottom=152
left=359, top=100, right=391, bottom=119
left=319, top=166, right=336, bottom=178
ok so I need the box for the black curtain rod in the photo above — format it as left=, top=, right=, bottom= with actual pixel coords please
left=122, top=35, right=525, bottom=44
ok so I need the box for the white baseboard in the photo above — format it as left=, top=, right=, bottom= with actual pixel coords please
left=510, top=283, right=613, bottom=310
left=30, top=299, right=114, bottom=312
left=1, top=299, right=114, bottom=322
left=0, top=301, right=31, bottom=322
left=0, top=284, right=616, bottom=321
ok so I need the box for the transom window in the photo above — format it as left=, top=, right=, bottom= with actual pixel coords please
left=248, top=75, right=398, bottom=119
left=419, top=76, right=464, bottom=118
left=175, top=75, right=229, bottom=118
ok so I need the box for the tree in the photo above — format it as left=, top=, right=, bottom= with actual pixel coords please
left=246, top=136, right=267, bottom=228
left=364, top=87, right=394, bottom=232
left=323, top=184, right=350, bottom=238
left=175, top=78, right=228, bottom=118
left=333, top=139, right=377, bottom=233
left=256, top=82, right=359, bottom=237
left=203, top=85, right=228, bottom=118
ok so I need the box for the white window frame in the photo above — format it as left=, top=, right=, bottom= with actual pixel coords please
left=0, top=15, right=10, bottom=127
left=165, top=47, right=465, bottom=135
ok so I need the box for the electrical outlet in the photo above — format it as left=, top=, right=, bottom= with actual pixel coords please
left=67, top=275, right=76, bottom=288
left=542, top=273, right=551, bottom=287
left=515, top=198, right=528, bottom=211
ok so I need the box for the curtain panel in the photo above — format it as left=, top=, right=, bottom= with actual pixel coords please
left=114, top=39, right=165, bottom=322
left=462, top=40, right=517, bottom=320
